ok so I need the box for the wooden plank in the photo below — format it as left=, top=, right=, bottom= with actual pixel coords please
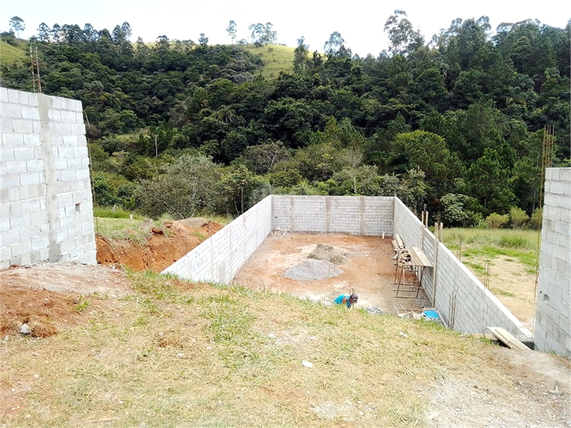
left=395, top=234, right=404, bottom=249
left=487, top=327, right=530, bottom=351
left=410, top=247, right=432, bottom=267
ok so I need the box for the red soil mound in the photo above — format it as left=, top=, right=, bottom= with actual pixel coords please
left=96, top=219, right=224, bottom=272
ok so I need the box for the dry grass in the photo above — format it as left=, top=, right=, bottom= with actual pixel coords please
left=1, top=271, right=513, bottom=427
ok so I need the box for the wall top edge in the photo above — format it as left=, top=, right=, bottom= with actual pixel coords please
left=271, top=195, right=395, bottom=200
left=545, top=167, right=571, bottom=180
left=3, top=88, right=83, bottom=111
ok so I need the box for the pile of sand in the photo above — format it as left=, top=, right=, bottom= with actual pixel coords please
left=284, top=259, right=343, bottom=280
left=307, top=243, right=348, bottom=265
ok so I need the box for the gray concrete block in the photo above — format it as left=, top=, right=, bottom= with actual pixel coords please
left=58, top=147, right=75, bottom=158
left=14, top=147, right=35, bottom=161
left=11, top=240, right=32, bottom=257
left=1, top=102, right=22, bottom=118
left=26, top=159, right=44, bottom=172
left=48, top=109, right=62, bottom=122
left=0, top=117, right=14, bottom=133
left=6, top=160, right=26, bottom=174
left=20, top=172, right=40, bottom=186
left=20, top=252, right=32, bottom=266
left=21, top=106, right=40, bottom=120
left=0, top=245, right=12, bottom=261
left=7, top=89, right=19, bottom=103
left=2, top=133, right=24, bottom=146
left=0, top=147, right=14, bottom=161
left=23, top=134, right=40, bottom=146
left=32, top=121, right=42, bottom=133
left=76, top=168, right=90, bottom=180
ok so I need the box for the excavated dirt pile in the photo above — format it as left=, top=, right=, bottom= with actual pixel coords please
left=0, top=263, right=131, bottom=338
left=96, top=218, right=223, bottom=272
left=307, top=243, right=348, bottom=265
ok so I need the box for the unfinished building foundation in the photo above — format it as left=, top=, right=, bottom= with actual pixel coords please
left=164, top=195, right=531, bottom=339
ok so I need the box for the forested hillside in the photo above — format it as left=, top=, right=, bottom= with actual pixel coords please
left=1, top=15, right=569, bottom=226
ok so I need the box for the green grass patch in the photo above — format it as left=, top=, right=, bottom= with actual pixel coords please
left=93, top=217, right=151, bottom=242
left=462, top=261, right=487, bottom=275
left=490, top=288, right=515, bottom=297
left=461, top=246, right=537, bottom=267
left=0, top=39, right=27, bottom=65
left=93, top=206, right=144, bottom=219
left=242, top=44, right=295, bottom=79
left=443, top=227, right=539, bottom=268
left=443, top=228, right=539, bottom=251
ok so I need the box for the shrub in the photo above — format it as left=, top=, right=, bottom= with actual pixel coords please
left=509, top=206, right=529, bottom=229
left=485, top=212, right=510, bottom=228
left=530, top=207, right=543, bottom=230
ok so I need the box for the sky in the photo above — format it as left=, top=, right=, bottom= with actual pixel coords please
left=1, top=0, right=570, bottom=57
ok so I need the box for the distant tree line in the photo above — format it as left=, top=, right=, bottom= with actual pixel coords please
left=0, top=13, right=569, bottom=226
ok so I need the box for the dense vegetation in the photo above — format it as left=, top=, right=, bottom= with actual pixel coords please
left=1, top=14, right=569, bottom=226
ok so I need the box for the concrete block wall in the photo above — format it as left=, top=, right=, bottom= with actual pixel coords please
left=393, top=198, right=531, bottom=338
left=163, top=196, right=272, bottom=283
left=164, top=193, right=531, bottom=341
left=535, top=168, right=571, bottom=358
left=272, top=195, right=394, bottom=236
left=0, top=88, right=96, bottom=268
left=393, top=198, right=435, bottom=298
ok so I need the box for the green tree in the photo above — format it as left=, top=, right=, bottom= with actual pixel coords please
left=136, top=155, right=222, bottom=219
left=198, top=33, right=209, bottom=47
left=293, top=36, right=309, bottom=73
left=243, top=141, right=290, bottom=174
left=384, top=10, right=424, bottom=56
left=9, top=16, right=25, bottom=37
left=388, top=130, right=461, bottom=194
left=226, top=20, right=237, bottom=44
left=440, top=193, right=481, bottom=227
left=411, top=68, right=448, bottom=110
left=467, top=148, right=516, bottom=214
left=323, top=31, right=344, bottom=56
left=248, top=22, right=276, bottom=46
left=37, top=22, right=50, bottom=41
left=218, top=165, right=266, bottom=215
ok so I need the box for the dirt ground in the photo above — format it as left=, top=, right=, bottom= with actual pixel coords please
left=0, top=263, right=130, bottom=338
left=477, top=255, right=537, bottom=331
left=233, top=232, right=430, bottom=315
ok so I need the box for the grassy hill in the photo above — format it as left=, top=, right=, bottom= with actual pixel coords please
left=0, top=38, right=295, bottom=80
left=0, top=39, right=27, bottom=67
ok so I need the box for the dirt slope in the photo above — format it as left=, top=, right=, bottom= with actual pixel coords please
left=96, top=219, right=223, bottom=272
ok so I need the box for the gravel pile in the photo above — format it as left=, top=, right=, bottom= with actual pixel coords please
left=284, top=259, right=343, bottom=280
